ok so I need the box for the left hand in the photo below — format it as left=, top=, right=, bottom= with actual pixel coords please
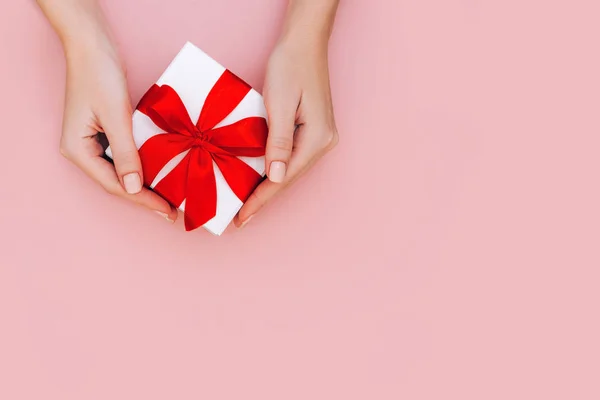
left=234, top=35, right=339, bottom=228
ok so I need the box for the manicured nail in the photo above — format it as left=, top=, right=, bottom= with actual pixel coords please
left=154, top=210, right=175, bottom=223
left=269, top=161, right=287, bottom=183
left=239, top=215, right=254, bottom=229
left=123, top=173, right=142, bottom=194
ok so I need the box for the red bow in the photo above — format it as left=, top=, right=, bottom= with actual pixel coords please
left=136, top=70, right=268, bottom=231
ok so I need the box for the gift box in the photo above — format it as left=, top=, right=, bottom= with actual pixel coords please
left=106, top=42, right=268, bottom=235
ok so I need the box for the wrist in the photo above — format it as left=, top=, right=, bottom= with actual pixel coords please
left=61, top=21, right=124, bottom=77
left=63, top=26, right=118, bottom=65
left=279, top=0, right=339, bottom=52
left=38, top=0, right=119, bottom=64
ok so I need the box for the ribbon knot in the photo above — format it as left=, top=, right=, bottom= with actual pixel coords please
left=136, top=70, right=268, bottom=231
left=191, top=133, right=208, bottom=147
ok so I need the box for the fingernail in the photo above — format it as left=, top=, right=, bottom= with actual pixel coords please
left=239, top=215, right=254, bottom=229
left=123, top=173, right=142, bottom=194
left=154, top=210, right=175, bottom=223
left=269, top=161, right=287, bottom=183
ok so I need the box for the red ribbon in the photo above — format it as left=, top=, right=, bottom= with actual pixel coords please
left=136, top=70, right=268, bottom=231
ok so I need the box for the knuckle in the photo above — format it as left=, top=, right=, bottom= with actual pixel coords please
left=113, top=148, right=140, bottom=168
left=247, top=190, right=264, bottom=207
left=268, top=135, right=294, bottom=153
left=59, top=140, right=74, bottom=160
left=103, top=182, right=122, bottom=196
left=322, top=129, right=339, bottom=151
left=59, top=145, right=70, bottom=159
left=247, top=184, right=272, bottom=209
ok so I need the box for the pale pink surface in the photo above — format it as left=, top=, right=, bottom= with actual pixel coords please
left=1, top=0, right=599, bottom=399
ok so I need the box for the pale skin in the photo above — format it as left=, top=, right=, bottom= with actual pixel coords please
left=37, top=0, right=339, bottom=228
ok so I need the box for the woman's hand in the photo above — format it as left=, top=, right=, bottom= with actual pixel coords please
left=235, top=0, right=340, bottom=228
left=36, top=0, right=177, bottom=222
left=59, top=38, right=178, bottom=222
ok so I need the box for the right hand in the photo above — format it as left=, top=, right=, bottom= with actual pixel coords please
left=59, top=34, right=178, bottom=223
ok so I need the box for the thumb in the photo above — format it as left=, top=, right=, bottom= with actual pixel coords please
left=265, top=94, right=297, bottom=184
left=101, top=105, right=143, bottom=195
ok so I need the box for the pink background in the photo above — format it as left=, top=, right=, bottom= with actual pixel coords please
left=1, top=0, right=599, bottom=398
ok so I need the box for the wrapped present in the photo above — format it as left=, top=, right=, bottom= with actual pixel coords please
left=106, top=42, right=268, bottom=235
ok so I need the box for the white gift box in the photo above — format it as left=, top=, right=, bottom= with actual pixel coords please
left=106, top=42, right=267, bottom=235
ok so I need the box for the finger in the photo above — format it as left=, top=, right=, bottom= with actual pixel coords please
left=264, top=88, right=299, bottom=184
left=235, top=180, right=280, bottom=227
left=99, top=101, right=144, bottom=195
left=234, top=157, right=319, bottom=228
left=71, top=140, right=178, bottom=222
left=235, top=130, right=321, bottom=227
left=236, top=120, right=340, bottom=228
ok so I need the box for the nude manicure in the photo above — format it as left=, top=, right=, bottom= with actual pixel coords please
left=123, top=173, right=142, bottom=194
left=269, top=161, right=287, bottom=183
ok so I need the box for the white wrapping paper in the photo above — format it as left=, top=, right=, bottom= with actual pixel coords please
left=106, top=42, right=267, bottom=235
